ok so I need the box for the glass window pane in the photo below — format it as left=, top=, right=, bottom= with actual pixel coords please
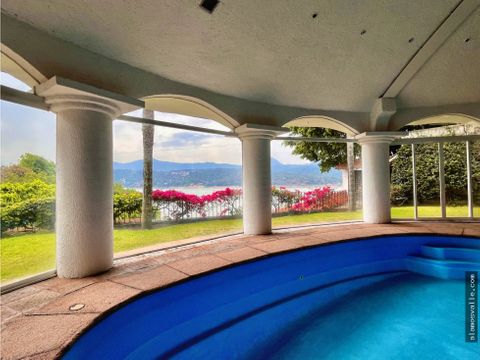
left=471, top=141, right=480, bottom=218
left=272, top=142, right=362, bottom=228
left=390, top=144, right=414, bottom=219
left=444, top=142, right=469, bottom=217
left=1, top=98, right=56, bottom=284
left=113, top=114, right=242, bottom=257
left=416, top=143, right=441, bottom=218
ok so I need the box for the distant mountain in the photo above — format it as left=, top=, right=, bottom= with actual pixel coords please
left=114, top=159, right=239, bottom=172
left=270, top=158, right=321, bottom=174
left=113, top=158, right=341, bottom=188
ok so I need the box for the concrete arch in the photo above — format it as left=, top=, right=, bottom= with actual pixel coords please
left=282, top=116, right=360, bottom=136
left=404, top=113, right=480, bottom=127
left=389, top=104, right=480, bottom=131
left=0, top=44, right=47, bottom=88
left=143, top=94, right=240, bottom=130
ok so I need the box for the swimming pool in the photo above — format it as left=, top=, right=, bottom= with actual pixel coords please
left=63, top=235, right=480, bottom=359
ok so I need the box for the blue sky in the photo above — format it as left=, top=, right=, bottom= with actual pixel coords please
left=1, top=72, right=308, bottom=166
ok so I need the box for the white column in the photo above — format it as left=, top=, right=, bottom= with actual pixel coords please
left=36, top=77, right=142, bottom=278
left=235, top=124, right=285, bottom=235
left=356, top=132, right=402, bottom=224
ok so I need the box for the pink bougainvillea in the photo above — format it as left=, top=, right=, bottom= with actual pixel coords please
left=152, top=188, right=242, bottom=220
left=151, top=186, right=347, bottom=221
left=291, top=186, right=348, bottom=212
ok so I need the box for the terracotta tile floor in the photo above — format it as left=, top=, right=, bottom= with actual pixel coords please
left=1, top=221, right=479, bottom=359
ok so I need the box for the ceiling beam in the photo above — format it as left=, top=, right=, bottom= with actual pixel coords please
left=382, top=0, right=480, bottom=98
left=370, top=97, right=397, bottom=131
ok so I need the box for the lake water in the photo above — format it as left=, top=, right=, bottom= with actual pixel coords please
left=132, top=185, right=343, bottom=195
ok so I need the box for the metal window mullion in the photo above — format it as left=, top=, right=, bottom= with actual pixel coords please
left=119, top=114, right=236, bottom=137
left=466, top=140, right=474, bottom=218
left=438, top=143, right=446, bottom=218
left=411, top=144, right=418, bottom=220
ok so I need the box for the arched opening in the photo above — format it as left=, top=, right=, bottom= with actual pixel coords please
left=0, top=44, right=47, bottom=88
left=266, top=116, right=363, bottom=227
left=1, top=49, right=57, bottom=285
left=389, top=112, right=480, bottom=132
left=390, top=113, right=479, bottom=220
left=282, top=116, right=360, bottom=136
left=112, top=95, right=243, bottom=255
left=143, top=94, right=240, bottom=130
left=404, top=114, right=479, bottom=128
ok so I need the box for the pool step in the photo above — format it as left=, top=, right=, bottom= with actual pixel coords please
left=420, top=245, right=480, bottom=262
left=406, top=255, right=480, bottom=280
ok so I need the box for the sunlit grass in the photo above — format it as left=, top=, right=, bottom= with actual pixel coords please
left=392, top=205, right=477, bottom=218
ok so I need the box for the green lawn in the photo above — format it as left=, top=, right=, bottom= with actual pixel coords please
left=1, top=206, right=477, bottom=283
left=391, top=205, right=479, bottom=218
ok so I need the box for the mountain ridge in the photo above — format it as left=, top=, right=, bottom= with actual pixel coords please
left=113, top=158, right=341, bottom=188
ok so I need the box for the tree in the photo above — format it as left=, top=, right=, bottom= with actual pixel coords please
left=346, top=141, right=356, bottom=210
left=283, top=127, right=360, bottom=210
left=19, top=153, right=55, bottom=176
left=284, top=125, right=442, bottom=171
left=142, top=109, right=155, bottom=229
left=1, top=164, right=37, bottom=183
left=17, top=153, right=55, bottom=183
left=283, top=127, right=352, bottom=172
left=391, top=142, right=480, bottom=205
left=2, top=153, right=56, bottom=184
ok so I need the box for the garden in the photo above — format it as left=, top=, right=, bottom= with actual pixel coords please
left=1, top=149, right=479, bottom=283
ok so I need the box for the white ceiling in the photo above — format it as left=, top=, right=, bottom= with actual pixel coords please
left=398, top=5, right=480, bottom=108
left=1, top=0, right=479, bottom=113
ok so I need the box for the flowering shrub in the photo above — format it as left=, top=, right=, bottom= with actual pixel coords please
left=271, top=186, right=302, bottom=213
left=203, top=188, right=242, bottom=217
left=152, top=189, right=206, bottom=221
left=291, top=187, right=348, bottom=213
left=1, top=182, right=349, bottom=231
left=152, top=187, right=242, bottom=221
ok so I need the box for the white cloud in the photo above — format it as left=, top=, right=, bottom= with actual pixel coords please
left=271, top=140, right=311, bottom=164
left=113, top=119, right=242, bottom=164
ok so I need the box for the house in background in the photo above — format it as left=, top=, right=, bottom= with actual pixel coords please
left=336, top=159, right=362, bottom=209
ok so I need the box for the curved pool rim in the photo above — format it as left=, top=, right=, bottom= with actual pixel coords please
left=61, top=232, right=480, bottom=359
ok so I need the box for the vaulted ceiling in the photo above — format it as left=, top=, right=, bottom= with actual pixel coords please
left=1, top=0, right=479, bottom=130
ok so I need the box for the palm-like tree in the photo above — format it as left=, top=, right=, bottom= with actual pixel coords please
left=142, top=109, right=155, bottom=229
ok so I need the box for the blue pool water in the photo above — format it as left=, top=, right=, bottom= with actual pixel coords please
left=254, top=275, right=472, bottom=360
left=63, top=235, right=480, bottom=359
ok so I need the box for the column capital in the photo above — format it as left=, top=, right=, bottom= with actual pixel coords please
left=355, top=131, right=406, bottom=144
left=235, top=123, right=288, bottom=140
left=35, top=76, right=143, bottom=118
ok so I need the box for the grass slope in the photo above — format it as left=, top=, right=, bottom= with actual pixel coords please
left=1, top=206, right=477, bottom=282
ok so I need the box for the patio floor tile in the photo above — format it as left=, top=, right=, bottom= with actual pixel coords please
left=29, top=281, right=140, bottom=315
left=35, top=277, right=98, bottom=295
left=6, top=290, right=60, bottom=313
left=1, top=313, right=96, bottom=360
left=249, top=239, right=305, bottom=253
left=168, top=254, right=232, bottom=275
left=112, top=265, right=188, bottom=291
left=216, top=246, right=268, bottom=262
